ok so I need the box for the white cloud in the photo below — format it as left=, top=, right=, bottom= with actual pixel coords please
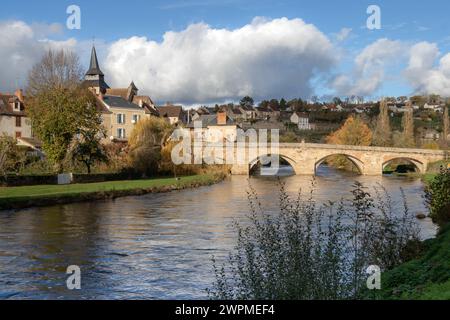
left=404, top=42, right=450, bottom=96
left=104, top=17, right=336, bottom=104
left=0, top=20, right=76, bottom=91
left=335, top=27, right=352, bottom=42
left=332, top=38, right=406, bottom=97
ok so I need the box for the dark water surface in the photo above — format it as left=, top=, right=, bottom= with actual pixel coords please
left=0, top=166, right=437, bottom=299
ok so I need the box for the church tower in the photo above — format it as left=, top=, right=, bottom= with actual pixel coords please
left=83, top=46, right=110, bottom=94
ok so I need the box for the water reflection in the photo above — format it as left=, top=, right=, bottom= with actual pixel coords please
left=0, top=166, right=437, bottom=299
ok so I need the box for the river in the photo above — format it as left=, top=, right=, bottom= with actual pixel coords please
left=0, top=166, right=437, bottom=300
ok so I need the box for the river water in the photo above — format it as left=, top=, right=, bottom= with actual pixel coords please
left=0, top=166, right=437, bottom=300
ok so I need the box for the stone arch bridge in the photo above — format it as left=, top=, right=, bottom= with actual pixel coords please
left=229, top=143, right=447, bottom=176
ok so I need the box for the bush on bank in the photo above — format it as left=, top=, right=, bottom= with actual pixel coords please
left=208, top=180, right=421, bottom=300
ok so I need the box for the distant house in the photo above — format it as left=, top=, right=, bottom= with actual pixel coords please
left=238, top=105, right=257, bottom=121
left=0, top=89, right=33, bottom=140
left=424, top=103, right=443, bottom=113
left=290, top=112, right=313, bottom=130
left=256, top=105, right=276, bottom=120
left=157, top=105, right=186, bottom=125
left=421, top=128, right=441, bottom=141
left=187, top=111, right=239, bottom=143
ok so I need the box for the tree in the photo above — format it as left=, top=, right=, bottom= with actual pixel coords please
left=268, top=99, right=280, bottom=111
left=27, top=49, right=83, bottom=96
left=326, top=116, right=373, bottom=146
left=279, top=98, right=287, bottom=111
left=399, top=101, right=415, bottom=148
left=128, top=117, right=173, bottom=176
left=239, top=96, right=254, bottom=108
left=372, top=99, right=392, bottom=146
left=333, top=97, right=342, bottom=106
left=443, top=104, right=449, bottom=143
left=425, top=167, right=450, bottom=225
left=326, top=116, right=372, bottom=170
left=26, top=49, right=103, bottom=173
left=0, top=135, right=25, bottom=176
left=70, top=116, right=108, bottom=174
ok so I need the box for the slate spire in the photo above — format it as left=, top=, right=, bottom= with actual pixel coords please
left=85, top=46, right=104, bottom=76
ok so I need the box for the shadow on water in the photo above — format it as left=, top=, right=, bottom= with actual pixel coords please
left=0, top=165, right=437, bottom=299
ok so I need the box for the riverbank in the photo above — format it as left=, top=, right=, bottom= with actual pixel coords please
left=0, top=173, right=227, bottom=211
left=368, top=224, right=450, bottom=300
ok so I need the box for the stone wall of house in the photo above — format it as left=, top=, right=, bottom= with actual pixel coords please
left=0, top=115, right=32, bottom=138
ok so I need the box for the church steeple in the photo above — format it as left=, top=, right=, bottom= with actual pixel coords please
left=83, top=45, right=109, bottom=94
left=85, top=46, right=104, bottom=76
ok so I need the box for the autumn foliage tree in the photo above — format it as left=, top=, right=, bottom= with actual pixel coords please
left=399, top=102, right=415, bottom=148
left=444, top=104, right=449, bottom=145
left=128, top=117, right=174, bottom=176
left=326, top=116, right=373, bottom=146
left=372, top=99, right=392, bottom=146
left=326, top=116, right=372, bottom=170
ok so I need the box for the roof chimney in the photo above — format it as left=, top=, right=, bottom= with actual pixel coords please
left=217, top=111, right=227, bottom=125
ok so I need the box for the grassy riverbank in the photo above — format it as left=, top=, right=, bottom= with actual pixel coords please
left=367, top=224, right=450, bottom=300
left=0, top=173, right=227, bottom=210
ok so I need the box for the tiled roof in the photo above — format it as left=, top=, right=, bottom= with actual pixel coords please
left=186, top=114, right=236, bottom=128
left=105, top=88, right=129, bottom=98
left=0, top=94, right=26, bottom=116
left=103, top=95, right=143, bottom=110
left=157, top=105, right=183, bottom=118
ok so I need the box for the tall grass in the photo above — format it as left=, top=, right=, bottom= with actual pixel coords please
left=208, top=179, right=420, bottom=300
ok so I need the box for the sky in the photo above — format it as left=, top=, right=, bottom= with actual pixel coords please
left=0, top=0, right=450, bottom=105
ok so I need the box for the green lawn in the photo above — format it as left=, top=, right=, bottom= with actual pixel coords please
left=0, top=174, right=216, bottom=203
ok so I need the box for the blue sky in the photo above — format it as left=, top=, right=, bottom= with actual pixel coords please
left=1, top=0, right=450, bottom=103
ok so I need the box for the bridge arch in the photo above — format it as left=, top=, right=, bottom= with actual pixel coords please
left=382, top=157, right=425, bottom=174
left=315, top=153, right=364, bottom=175
left=249, top=154, right=298, bottom=175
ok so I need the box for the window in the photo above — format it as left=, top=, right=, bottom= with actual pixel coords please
left=14, top=102, right=20, bottom=111
left=132, top=114, right=141, bottom=123
left=15, top=132, right=21, bottom=139
left=117, top=113, right=126, bottom=124
left=15, top=116, right=21, bottom=127
left=117, top=128, right=126, bottom=139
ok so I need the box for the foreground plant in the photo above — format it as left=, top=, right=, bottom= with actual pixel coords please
left=208, top=180, right=420, bottom=300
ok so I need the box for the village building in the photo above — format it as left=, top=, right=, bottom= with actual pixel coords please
left=290, top=112, right=313, bottom=130
left=0, top=89, right=32, bottom=140
left=157, top=105, right=186, bottom=125
left=0, top=89, right=43, bottom=153
left=238, top=105, right=257, bottom=121
left=187, top=111, right=239, bottom=143
left=82, top=46, right=157, bottom=142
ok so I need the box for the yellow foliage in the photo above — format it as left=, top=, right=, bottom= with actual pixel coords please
left=326, top=116, right=373, bottom=146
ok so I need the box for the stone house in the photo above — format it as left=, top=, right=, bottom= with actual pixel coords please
left=0, top=89, right=33, bottom=140
left=82, top=46, right=157, bottom=142
left=290, top=112, right=313, bottom=130
left=187, top=111, right=239, bottom=143
left=157, top=105, right=186, bottom=125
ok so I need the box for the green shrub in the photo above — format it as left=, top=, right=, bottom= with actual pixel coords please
left=208, top=180, right=420, bottom=300
left=425, top=167, right=450, bottom=226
